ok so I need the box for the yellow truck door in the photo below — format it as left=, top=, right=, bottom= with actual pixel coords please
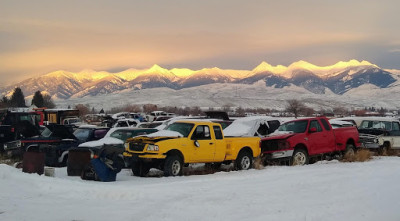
left=212, top=125, right=226, bottom=161
left=190, top=125, right=216, bottom=162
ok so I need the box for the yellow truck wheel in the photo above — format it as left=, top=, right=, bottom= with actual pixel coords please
left=164, top=155, right=183, bottom=176
left=235, top=150, right=253, bottom=170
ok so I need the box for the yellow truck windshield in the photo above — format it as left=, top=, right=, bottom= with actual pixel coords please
left=165, top=123, right=194, bottom=137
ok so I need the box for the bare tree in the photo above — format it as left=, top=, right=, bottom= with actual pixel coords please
left=333, top=106, right=348, bottom=117
left=222, top=103, right=232, bottom=112
left=75, top=104, right=90, bottom=118
left=235, top=106, right=245, bottom=117
left=286, top=99, right=305, bottom=118
left=300, top=107, right=315, bottom=117
left=143, top=104, right=158, bottom=113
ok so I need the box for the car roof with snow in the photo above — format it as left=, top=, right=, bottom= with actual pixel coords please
left=104, top=127, right=157, bottom=136
left=335, top=116, right=400, bottom=127
left=223, top=116, right=282, bottom=137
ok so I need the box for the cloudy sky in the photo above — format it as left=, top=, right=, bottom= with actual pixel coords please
left=1, top=0, right=399, bottom=85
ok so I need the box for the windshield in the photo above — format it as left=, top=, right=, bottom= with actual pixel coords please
left=165, top=123, right=194, bottom=137
left=359, top=120, right=392, bottom=130
left=41, top=127, right=52, bottom=137
left=278, top=120, right=309, bottom=133
left=73, top=128, right=91, bottom=142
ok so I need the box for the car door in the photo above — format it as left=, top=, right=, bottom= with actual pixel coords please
left=307, top=119, right=335, bottom=155
left=190, top=125, right=216, bottom=162
left=212, top=125, right=226, bottom=161
left=389, top=121, right=400, bottom=149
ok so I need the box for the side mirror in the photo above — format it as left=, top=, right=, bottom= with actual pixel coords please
left=194, top=140, right=200, bottom=147
left=309, top=127, right=317, bottom=133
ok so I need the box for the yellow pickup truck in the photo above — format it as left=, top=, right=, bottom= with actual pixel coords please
left=123, top=120, right=260, bottom=176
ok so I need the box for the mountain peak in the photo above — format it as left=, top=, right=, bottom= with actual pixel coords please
left=149, top=64, right=165, bottom=72
left=289, top=60, right=317, bottom=70
left=253, top=61, right=272, bottom=72
left=253, top=61, right=287, bottom=73
left=331, top=59, right=376, bottom=69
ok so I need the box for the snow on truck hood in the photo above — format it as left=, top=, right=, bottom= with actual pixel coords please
left=264, top=131, right=295, bottom=140
left=143, top=130, right=183, bottom=138
left=78, top=137, right=123, bottom=148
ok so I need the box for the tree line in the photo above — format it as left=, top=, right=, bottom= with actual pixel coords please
left=0, top=87, right=55, bottom=109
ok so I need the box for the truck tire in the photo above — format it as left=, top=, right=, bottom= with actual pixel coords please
left=164, top=155, right=183, bottom=176
left=344, top=144, right=355, bottom=158
left=379, top=143, right=390, bottom=156
left=235, top=150, right=253, bottom=170
left=290, top=148, right=309, bottom=166
left=132, top=161, right=150, bottom=177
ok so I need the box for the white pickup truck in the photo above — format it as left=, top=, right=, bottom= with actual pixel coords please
left=336, top=117, right=400, bottom=154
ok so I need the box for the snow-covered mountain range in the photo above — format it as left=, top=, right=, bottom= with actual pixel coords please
left=1, top=60, right=400, bottom=110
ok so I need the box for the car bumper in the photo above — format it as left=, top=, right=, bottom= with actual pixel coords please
left=361, top=142, right=380, bottom=149
left=263, top=149, right=294, bottom=159
left=124, top=153, right=164, bottom=168
left=5, top=149, right=23, bottom=158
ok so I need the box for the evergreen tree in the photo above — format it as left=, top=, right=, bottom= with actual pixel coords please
left=31, top=91, right=45, bottom=108
left=9, top=87, right=26, bottom=107
left=43, top=94, right=56, bottom=108
left=0, top=96, right=9, bottom=108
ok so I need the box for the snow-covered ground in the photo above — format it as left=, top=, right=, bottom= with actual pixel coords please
left=1, top=157, right=400, bottom=221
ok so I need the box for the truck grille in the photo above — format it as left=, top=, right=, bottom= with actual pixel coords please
left=261, top=140, right=280, bottom=152
left=359, top=134, right=378, bottom=144
left=4, top=141, right=19, bottom=150
left=129, top=142, right=146, bottom=152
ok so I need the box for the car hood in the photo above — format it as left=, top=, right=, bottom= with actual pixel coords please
left=264, top=132, right=296, bottom=140
left=78, top=137, right=123, bottom=148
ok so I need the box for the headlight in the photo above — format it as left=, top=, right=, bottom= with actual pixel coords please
left=3, top=143, right=7, bottom=149
left=147, top=144, right=159, bottom=151
left=124, top=142, right=129, bottom=150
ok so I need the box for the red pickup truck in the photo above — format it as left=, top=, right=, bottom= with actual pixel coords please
left=260, top=117, right=360, bottom=165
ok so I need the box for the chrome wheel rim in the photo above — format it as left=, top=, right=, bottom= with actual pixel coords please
left=171, top=160, right=181, bottom=176
left=241, top=156, right=251, bottom=169
left=346, top=148, right=355, bottom=157
left=293, top=152, right=306, bottom=165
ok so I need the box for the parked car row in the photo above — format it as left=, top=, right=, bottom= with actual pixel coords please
left=3, top=113, right=399, bottom=180
left=122, top=116, right=362, bottom=177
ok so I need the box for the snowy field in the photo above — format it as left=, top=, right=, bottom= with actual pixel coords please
left=1, top=157, right=400, bottom=221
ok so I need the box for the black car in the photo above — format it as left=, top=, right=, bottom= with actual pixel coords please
left=76, top=127, right=158, bottom=159
left=3, top=124, right=110, bottom=166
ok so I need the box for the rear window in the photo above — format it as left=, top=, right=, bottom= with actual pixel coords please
left=94, top=129, right=108, bottom=139
left=73, top=129, right=91, bottom=142
left=320, top=118, right=331, bottom=131
left=267, top=120, right=281, bottom=133
left=213, top=126, right=223, bottom=139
